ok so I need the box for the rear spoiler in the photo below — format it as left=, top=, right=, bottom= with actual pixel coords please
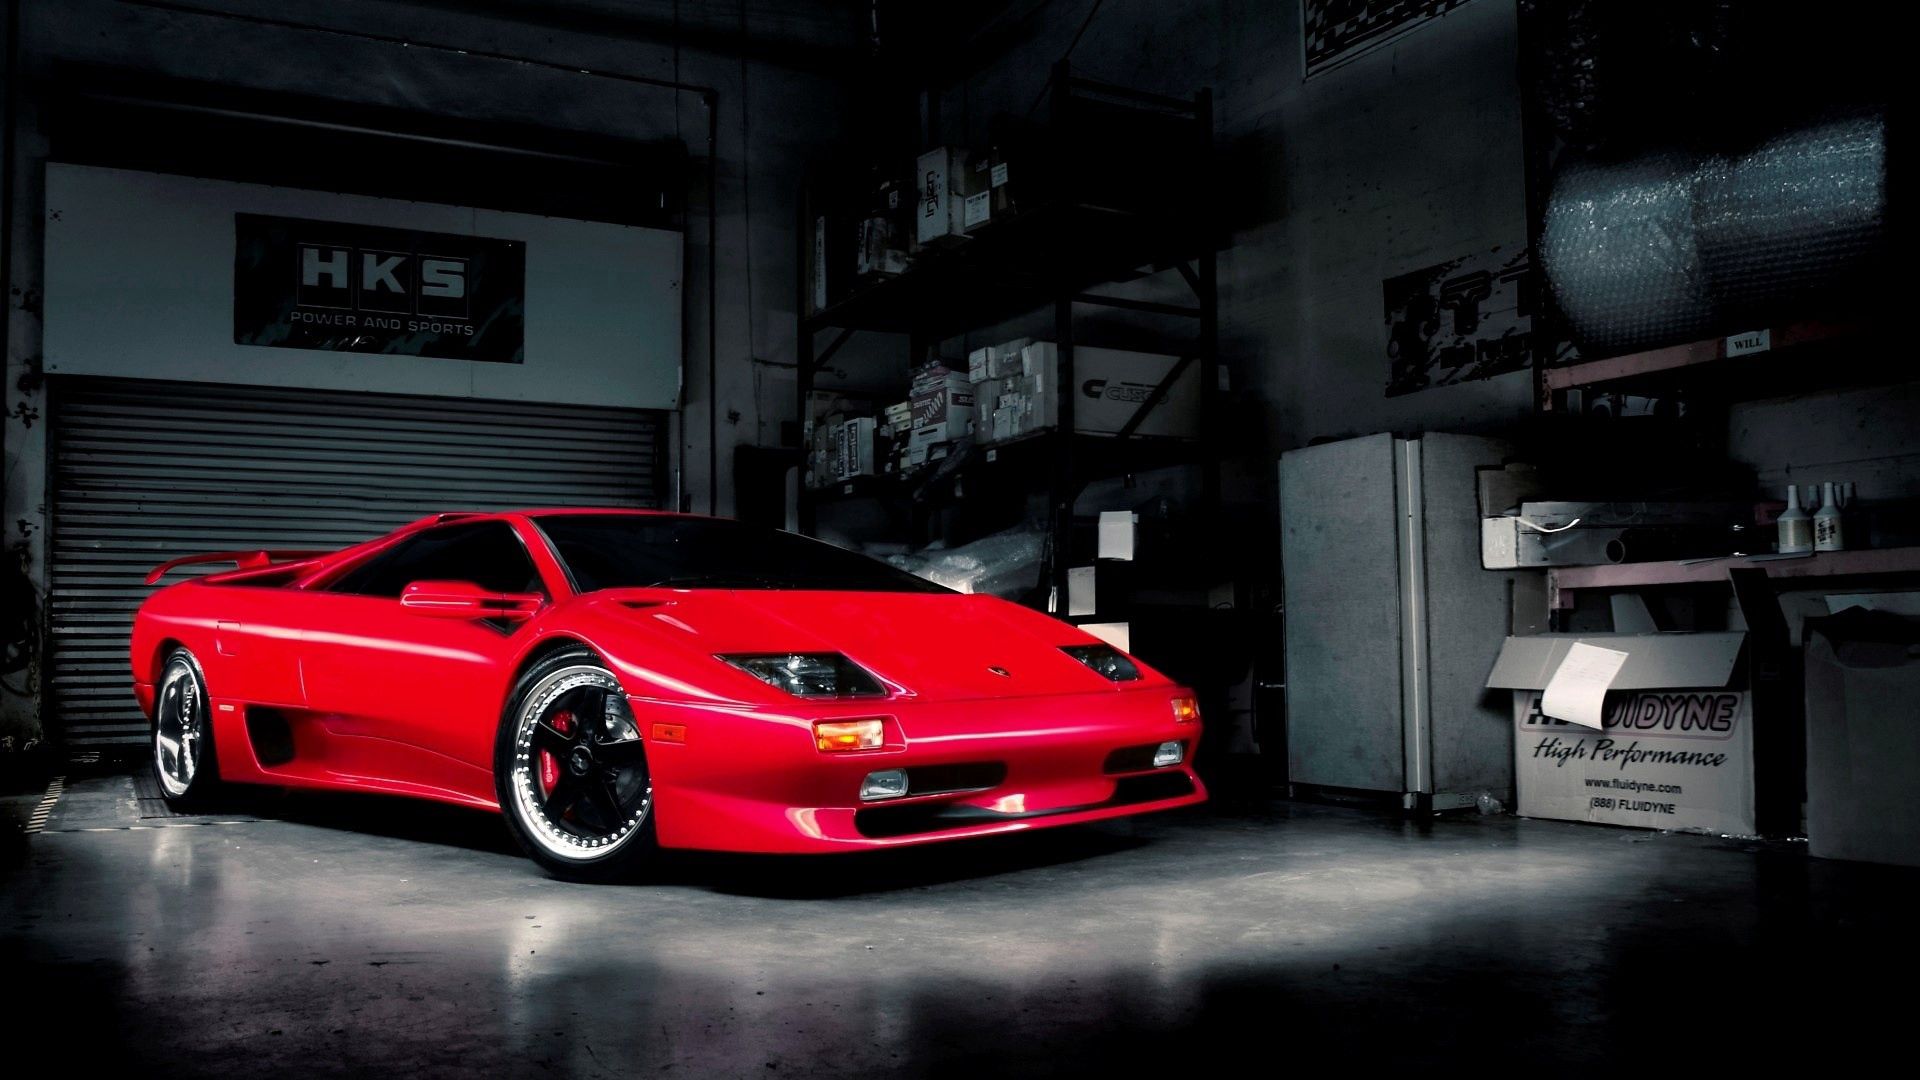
left=145, top=550, right=332, bottom=585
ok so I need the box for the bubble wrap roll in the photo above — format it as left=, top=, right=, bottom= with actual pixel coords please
left=1541, top=152, right=1714, bottom=353
left=1694, top=114, right=1887, bottom=326
left=1542, top=113, right=1886, bottom=356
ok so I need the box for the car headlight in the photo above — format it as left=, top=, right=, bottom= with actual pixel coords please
left=1060, top=644, right=1141, bottom=682
left=717, top=653, right=886, bottom=697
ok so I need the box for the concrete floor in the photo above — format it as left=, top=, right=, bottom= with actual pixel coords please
left=4, top=772, right=1914, bottom=1075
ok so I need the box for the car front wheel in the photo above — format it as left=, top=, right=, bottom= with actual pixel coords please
left=494, top=646, right=658, bottom=882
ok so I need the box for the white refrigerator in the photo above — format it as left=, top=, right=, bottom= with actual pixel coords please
left=1279, top=433, right=1518, bottom=809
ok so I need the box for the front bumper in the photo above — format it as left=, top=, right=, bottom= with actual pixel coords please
left=641, top=687, right=1206, bottom=853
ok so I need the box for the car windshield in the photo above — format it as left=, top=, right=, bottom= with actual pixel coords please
left=532, top=514, right=951, bottom=594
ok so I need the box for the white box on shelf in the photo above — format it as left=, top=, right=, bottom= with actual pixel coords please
left=1098, top=511, right=1139, bottom=561
left=1067, top=565, right=1099, bottom=617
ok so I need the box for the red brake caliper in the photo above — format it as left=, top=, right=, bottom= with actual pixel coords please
left=538, top=711, right=574, bottom=795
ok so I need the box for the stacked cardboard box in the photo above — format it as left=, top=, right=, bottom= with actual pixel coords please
left=881, top=400, right=914, bottom=475
left=967, top=342, right=1202, bottom=446
left=804, top=388, right=889, bottom=489
left=966, top=337, right=1031, bottom=382
left=807, top=415, right=882, bottom=488
left=807, top=421, right=836, bottom=488
left=903, top=360, right=973, bottom=471
left=855, top=176, right=913, bottom=281
left=967, top=340, right=1051, bottom=445
left=835, top=417, right=876, bottom=481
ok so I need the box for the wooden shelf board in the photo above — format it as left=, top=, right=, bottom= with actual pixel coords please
left=1539, top=321, right=1857, bottom=398
left=1548, top=546, right=1920, bottom=609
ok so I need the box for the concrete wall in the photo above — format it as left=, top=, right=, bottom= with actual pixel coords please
left=0, top=0, right=851, bottom=748
left=1731, top=382, right=1920, bottom=509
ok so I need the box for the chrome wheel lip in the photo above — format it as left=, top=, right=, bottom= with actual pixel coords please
left=508, top=665, right=652, bottom=862
left=153, top=657, right=203, bottom=798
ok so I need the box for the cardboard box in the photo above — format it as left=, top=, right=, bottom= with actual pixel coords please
left=1480, top=501, right=1743, bottom=569
left=907, top=423, right=945, bottom=449
left=991, top=406, right=1016, bottom=443
left=855, top=215, right=909, bottom=278
left=1067, top=561, right=1135, bottom=619
left=915, top=147, right=971, bottom=248
left=1481, top=516, right=1619, bottom=569
left=855, top=177, right=913, bottom=279
left=963, top=190, right=992, bottom=231
left=1014, top=343, right=1200, bottom=440
left=968, top=339, right=1031, bottom=383
left=1020, top=341, right=1054, bottom=380
left=962, top=157, right=998, bottom=232
left=1067, top=566, right=1099, bottom=617
left=989, top=338, right=1030, bottom=378
left=1486, top=632, right=1757, bottom=835
left=988, top=153, right=1014, bottom=215
left=835, top=417, right=878, bottom=480
left=1804, top=609, right=1920, bottom=867
left=911, top=384, right=974, bottom=441
left=1098, top=511, right=1139, bottom=561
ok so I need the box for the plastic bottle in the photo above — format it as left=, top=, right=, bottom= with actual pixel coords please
left=1778, top=484, right=1813, bottom=554
left=1815, top=481, right=1845, bottom=552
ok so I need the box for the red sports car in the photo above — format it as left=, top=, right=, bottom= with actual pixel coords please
left=130, top=510, right=1206, bottom=880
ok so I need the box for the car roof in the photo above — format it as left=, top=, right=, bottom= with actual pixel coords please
left=387, top=509, right=714, bottom=542
left=408, top=508, right=702, bottom=528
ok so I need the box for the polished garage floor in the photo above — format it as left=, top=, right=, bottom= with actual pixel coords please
left=4, top=773, right=1912, bottom=1075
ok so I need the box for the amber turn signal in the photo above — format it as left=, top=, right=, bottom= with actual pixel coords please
left=1170, top=697, right=1200, bottom=723
left=813, top=718, right=885, bottom=752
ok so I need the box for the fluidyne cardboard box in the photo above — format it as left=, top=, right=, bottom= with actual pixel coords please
left=1486, top=631, right=1757, bottom=835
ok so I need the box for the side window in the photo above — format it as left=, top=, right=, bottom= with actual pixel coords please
left=326, top=522, right=544, bottom=598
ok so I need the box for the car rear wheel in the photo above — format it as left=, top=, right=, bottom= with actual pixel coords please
left=494, top=646, right=657, bottom=882
left=153, top=647, right=222, bottom=808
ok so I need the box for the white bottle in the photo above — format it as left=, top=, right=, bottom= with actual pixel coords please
left=1778, top=484, right=1813, bottom=554
left=1815, top=481, right=1845, bottom=552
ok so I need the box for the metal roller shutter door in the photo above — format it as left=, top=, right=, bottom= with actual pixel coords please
left=47, top=376, right=670, bottom=748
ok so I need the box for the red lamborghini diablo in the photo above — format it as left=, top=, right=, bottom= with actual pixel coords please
left=130, top=510, right=1206, bottom=880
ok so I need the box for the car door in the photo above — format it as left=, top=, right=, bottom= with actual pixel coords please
left=296, top=520, right=548, bottom=769
left=193, top=581, right=313, bottom=709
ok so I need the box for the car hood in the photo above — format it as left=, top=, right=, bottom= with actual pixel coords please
left=584, top=588, right=1166, bottom=702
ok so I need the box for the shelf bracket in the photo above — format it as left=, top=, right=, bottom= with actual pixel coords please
left=1114, top=351, right=1196, bottom=441
left=1072, top=292, right=1203, bottom=319
left=1175, top=261, right=1202, bottom=302
left=806, top=327, right=856, bottom=374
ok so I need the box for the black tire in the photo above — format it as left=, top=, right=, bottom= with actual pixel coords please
left=152, top=647, right=222, bottom=809
left=494, top=646, right=658, bottom=883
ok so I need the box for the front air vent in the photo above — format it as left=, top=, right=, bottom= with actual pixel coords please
left=905, top=762, right=1007, bottom=796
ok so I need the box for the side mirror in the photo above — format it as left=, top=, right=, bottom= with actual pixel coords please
left=400, top=580, right=542, bottom=622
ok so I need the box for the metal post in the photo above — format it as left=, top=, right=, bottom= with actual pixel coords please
left=1195, top=87, right=1220, bottom=518
left=795, top=188, right=815, bottom=535
left=1048, top=61, right=1076, bottom=615
left=1052, top=293, right=1075, bottom=614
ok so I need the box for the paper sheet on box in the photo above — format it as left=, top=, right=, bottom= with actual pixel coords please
left=1541, top=642, right=1630, bottom=730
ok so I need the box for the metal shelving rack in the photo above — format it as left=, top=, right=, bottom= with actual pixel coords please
left=795, top=64, right=1219, bottom=612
